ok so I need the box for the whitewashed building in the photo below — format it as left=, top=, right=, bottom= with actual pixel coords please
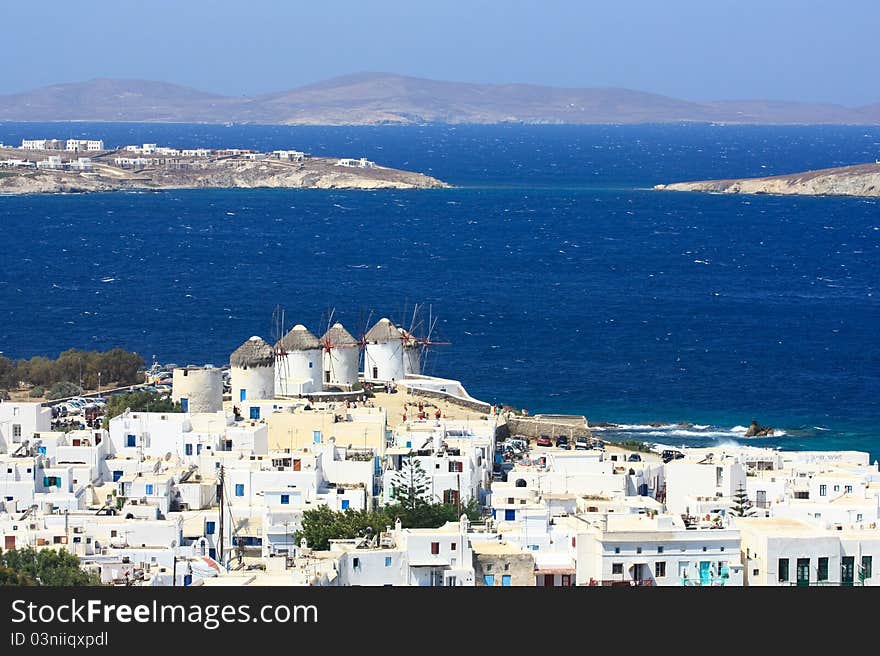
left=230, top=336, right=276, bottom=403
left=320, top=322, right=360, bottom=389
left=275, top=325, right=323, bottom=396
left=0, top=402, right=52, bottom=453
left=363, top=318, right=405, bottom=383
left=172, top=366, right=223, bottom=413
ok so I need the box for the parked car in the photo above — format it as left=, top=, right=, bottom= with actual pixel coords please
left=535, top=435, right=552, bottom=447
left=662, top=449, right=685, bottom=463
left=555, top=435, right=570, bottom=449
left=627, top=453, right=642, bottom=462
left=575, top=436, right=590, bottom=450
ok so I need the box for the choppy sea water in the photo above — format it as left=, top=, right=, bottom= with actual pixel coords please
left=0, top=122, right=877, bottom=457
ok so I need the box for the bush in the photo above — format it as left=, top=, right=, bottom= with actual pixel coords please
left=28, top=385, right=45, bottom=398
left=46, top=381, right=83, bottom=400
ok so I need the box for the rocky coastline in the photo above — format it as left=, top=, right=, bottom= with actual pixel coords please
left=0, top=150, right=449, bottom=195
left=654, top=161, right=880, bottom=198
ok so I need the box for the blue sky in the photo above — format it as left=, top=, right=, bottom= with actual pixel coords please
left=3, top=0, right=877, bottom=105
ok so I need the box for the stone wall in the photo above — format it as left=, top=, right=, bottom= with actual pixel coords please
left=401, top=386, right=492, bottom=414
left=473, top=549, right=536, bottom=586
left=504, top=415, right=591, bottom=440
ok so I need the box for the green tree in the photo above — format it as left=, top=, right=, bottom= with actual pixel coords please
left=46, top=381, right=84, bottom=400
left=729, top=484, right=754, bottom=517
left=101, top=392, right=182, bottom=429
left=0, top=548, right=101, bottom=586
left=389, top=455, right=430, bottom=512
left=295, top=506, right=393, bottom=551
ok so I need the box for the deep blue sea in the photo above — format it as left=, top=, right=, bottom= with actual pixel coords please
left=0, top=122, right=878, bottom=456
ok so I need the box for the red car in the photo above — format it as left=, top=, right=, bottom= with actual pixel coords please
left=535, top=435, right=552, bottom=447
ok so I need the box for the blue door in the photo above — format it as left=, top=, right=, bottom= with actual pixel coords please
left=484, top=574, right=494, bottom=586
left=239, top=389, right=246, bottom=401
left=249, top=406, right=260, bottom=420
left=180, top=398, right=189, bottom=413
left=699, top=561, right=712, bottom=585
left=502, top=575, right=511, bottom=586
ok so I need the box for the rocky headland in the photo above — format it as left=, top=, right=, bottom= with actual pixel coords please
left=654, top=162, right=880, bottom=198
left=0, top=148, right=449, bottom=195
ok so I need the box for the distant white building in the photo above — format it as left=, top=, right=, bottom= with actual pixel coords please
left=70, top=157, right=92, bottom=171
left=336, top=157, right=375, bottom=168
left=36, top=155, right=63, bottom=169
left=21, top=139, right=61, bottom=150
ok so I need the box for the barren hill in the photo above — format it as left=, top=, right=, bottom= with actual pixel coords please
left=0, top=73, right=878, bottom=126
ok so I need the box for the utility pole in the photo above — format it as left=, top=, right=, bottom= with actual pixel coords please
left=217, top=465, right=225, bottom=566
left=172, top=555, right=177, bottom=586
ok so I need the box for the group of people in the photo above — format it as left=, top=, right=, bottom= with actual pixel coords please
left=402, top=400, right=443, bottom=422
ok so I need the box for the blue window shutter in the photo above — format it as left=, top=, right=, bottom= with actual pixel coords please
left=313, top=430, right=321, bottom=444
left=250, top=406, right=260, bottom=420
left=385, top=557, right=392, bottom=567
left=127, top=435, right=136, bottom=447
left=240, top=389, right=246, bottom=401
left=341, top=499, right=350, bottom=510
left=502, top=575, right=511, bottom=586
left=145, top=484, right=154, bottom=495
left=505, top=509, right=516, bottom=521
left=185, top=444, right=192, bottom=456
left=112, top=470, right=123, bottom=482
left=196, top=444, right=202, bottom=455
left=484, top=574, right=494, bottom=586
left=280, top=494, right=289, bottom=505
left=235, top=484, right=244, bottom=497
left=206, top=521, right=215, bottom=535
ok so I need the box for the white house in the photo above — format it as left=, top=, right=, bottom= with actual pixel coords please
left=0, top=402, right=52, bottom=453
left=574, top=512, right=743, bottom=586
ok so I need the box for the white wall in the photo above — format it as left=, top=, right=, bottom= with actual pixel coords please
left=231, top=364, right=275, bottom=403
left=363, top=342, right=404, bottom=383
left=276, top=350, right=322, bottom=395
left=322, top=347, right=359, bottom=388
left=172, top=368, right=223, bottom=413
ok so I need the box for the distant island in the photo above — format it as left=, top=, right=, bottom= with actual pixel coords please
left=0, top=73, right=878, bottom=126
left=0, top=138, right=448, bottom=194
left=653, top=161, right=880, bottom=198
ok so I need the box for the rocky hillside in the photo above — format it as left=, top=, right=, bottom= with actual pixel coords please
left=654, top=162, right=880, bottom=198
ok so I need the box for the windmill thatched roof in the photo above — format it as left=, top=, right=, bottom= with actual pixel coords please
left=277, top=324, right=322, bottom=351
left=321, top=322, right=359, bottom=347
left=364, top=317, right=403, bottom=343
left=231, top=336, right=275, bottom=368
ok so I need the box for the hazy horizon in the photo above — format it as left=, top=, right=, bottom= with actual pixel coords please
left=2, top=0, right=878, bottom=106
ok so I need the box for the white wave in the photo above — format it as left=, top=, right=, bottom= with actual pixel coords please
left=693, top=424, right=710, bottom=430
left=730, top=426, right=749, bottom=434
left=814, top=426, right=830, bottom=431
